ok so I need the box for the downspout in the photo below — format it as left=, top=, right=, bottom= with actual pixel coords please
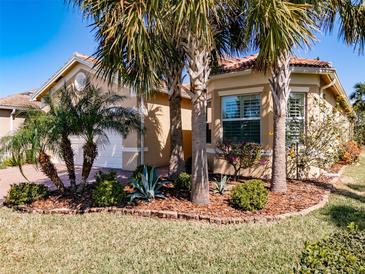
left=10, top=108, right=16, bottom=132
left=140, top=96, right=145, bottom=165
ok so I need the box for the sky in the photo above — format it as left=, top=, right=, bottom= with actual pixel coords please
left=0, top=0, right=364, bottom=98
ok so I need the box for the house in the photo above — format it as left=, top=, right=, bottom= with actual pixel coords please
left=207, top=54, right=353, bottom=177
left=0, top=91, right=40, bottom=139
left=11, top=52, right=351, bottom=176
left=31, top=52, right=192, bottom=171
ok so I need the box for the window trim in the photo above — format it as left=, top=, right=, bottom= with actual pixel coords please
left=221, top=93, right=262, bottom=144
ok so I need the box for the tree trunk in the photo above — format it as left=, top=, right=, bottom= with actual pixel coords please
left=183, top=36, right=211, bottom=204
left=38, top=151, right=65, bottom=193
left=60, top=136, right=76, bottom=191
left=81, top=141, right=98, bottom=188
left=167, top=65, right=185, bottom=179
left=269, top=52, right=291, bottom=192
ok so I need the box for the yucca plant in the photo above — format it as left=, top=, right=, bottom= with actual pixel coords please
left=128, top=165, right=167, bottom=202
left=213, top=175, right=229, bottom=195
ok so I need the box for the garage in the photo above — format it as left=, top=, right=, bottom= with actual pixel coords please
left=70, top=130, right=124, bottom=169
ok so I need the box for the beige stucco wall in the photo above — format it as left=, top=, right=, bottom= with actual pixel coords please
left=143, top=93, right=192, bottom=167
left=207, top=70, right=351, bottom=177
left=0, top=109, right=25, bottom=138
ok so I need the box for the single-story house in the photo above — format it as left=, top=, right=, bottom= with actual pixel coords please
left=22, top=52, right=352, bottom=175
left=0, top=91, right=40, bottom=139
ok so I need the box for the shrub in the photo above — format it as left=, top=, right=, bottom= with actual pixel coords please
left=216, top=142, right=261, bottom=180
left=175, top=172, right=191, bottom=191
left=4, top=182, right=49, bottom=206
left=339, top=140, right=361, bottom=164
left=295, top=224, right=365, bottom=273
left=129, top=165, right=166, bottom=202
left=92, top=172, right=125, bottom=207
left=230, top=179, right=268, bottom=211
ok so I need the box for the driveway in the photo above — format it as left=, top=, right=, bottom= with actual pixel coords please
left=0, top=164, right=167, bottom=202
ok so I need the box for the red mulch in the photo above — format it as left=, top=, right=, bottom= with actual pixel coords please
left=27, top=180, right=329, bottom=218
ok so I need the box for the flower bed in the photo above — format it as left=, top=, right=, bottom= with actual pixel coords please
left=10, top=180, right=330, bottom=224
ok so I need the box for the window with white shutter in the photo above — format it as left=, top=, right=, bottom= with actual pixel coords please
left=286, top=93, right=305, bottom=144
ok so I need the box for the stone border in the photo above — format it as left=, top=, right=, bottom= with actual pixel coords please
left=12, top=190, right=330, bottom=225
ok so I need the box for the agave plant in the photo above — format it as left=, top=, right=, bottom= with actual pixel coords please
left=128, top=165, right=167, bottom=202
left=213, top=175, right=229, bottom=195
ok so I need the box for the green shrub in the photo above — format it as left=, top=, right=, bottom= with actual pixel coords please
left=4, top=183, right=49, bottom=206
left=230, top=179, right=268, bottom=211
left=92, top=172, right=125, bottom=207
left=1, top=157, right=18, bottom=167
left=175, top=172, right=191, bottom=191
left=129, top=165, right=166, bottom=202
left=295, top=224, right=365, bottom=273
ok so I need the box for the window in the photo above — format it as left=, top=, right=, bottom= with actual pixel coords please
left=222, top=94, right=261, bottom=143
left=286, top=93, right=305, bottom=144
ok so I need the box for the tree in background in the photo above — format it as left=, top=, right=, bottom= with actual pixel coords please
left=351, top=82, right=365, bottom=145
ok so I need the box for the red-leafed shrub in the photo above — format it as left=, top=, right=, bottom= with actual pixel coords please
left=339, top=140, right=361, bottom=164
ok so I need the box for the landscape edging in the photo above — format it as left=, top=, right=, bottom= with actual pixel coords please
left=12, top=190, right=330, bottom=225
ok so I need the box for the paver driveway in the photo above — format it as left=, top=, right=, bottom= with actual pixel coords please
left=0, top=164, right=134, bottom=201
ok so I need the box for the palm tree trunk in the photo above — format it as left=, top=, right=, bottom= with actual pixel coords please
left=183, top=37, right=210, bottom=205
left=38, top=151, right=65, bottom=193
left=167, top=65, right=185, bottom=179
left=81, top=141, right=97, bottom=188
left=269, top=52, right=291, bottom=192
left=60, top=136, right=76, bottom=191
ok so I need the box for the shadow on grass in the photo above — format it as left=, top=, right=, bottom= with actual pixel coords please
left=346, top=184, right=365, bottom=192
left=325, top=205, right=365, bottom=230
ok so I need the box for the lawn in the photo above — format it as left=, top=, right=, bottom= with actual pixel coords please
left=343, top=151, right=365, bottom=192
left=0, top=159, right=364, bottom=273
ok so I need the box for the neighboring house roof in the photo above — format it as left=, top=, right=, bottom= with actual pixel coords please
left=216, top=54, right=332, bottom=74
left=0, top=90, right=40, bottom=110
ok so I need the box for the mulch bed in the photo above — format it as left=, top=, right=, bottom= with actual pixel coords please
left=17, top=179, right=330, bottom=221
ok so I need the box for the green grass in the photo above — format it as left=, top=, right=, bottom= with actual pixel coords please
left=344, top=152, right=365, bottom=184
left=0, top=156, right=364, bottom=273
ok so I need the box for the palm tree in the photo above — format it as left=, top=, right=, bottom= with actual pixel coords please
left=241, top=0, right=317, bottom=192
left=350, top=82, right=365, bottom=112
left=71, top=0, right=241, bottom=204
left=42, top=86, right=79, bottom=191
left=73, top=80, right=141, bottom=188
left=0, top=113, right=66, bottom=192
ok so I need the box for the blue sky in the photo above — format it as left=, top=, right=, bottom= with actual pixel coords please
left=0, top=0, right=364, bottom=98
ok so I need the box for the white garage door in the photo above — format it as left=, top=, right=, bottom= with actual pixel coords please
left=70, top=131, right=123, bottom=169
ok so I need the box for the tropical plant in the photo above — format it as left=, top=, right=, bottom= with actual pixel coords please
left=92, top=171, right=125, bottom=207
left=131, top=164, right=153, bottom=181
left=295, top=223, right=365, bottom=273
left=4, top=182, right=49, bottom=206
left=73, top=80, right=141, bottom=188
left=216, top=142, right=262, bottom=181
left=351, top=82, right=365, bottom=112
left=213, top=175, right=229, bottom=195
left=42, top=86, right=79, bottom=191
left=72, top=0, right=243, bottom=205
left=230, top=179, right=268, bottom=211
left=0, top=112, right=66, bottom=192
left=129, top=165, right=167, bottom=202
left=174, top=172, right=192, bottom=191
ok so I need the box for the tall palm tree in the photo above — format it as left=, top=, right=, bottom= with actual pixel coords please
left=71, top=0, right=241, bottom=204
left=0, top=113, right=66, bottom=192
left=241, top=0, right=317, bottom=192
left=350, top=82, right=365, bottom=112
left=73, top=80, right=141, bottom=188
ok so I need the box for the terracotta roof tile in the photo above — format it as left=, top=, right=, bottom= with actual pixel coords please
left=0, top=91, right=40, bottom=109
left=216, top=54, right=332, bottom=74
